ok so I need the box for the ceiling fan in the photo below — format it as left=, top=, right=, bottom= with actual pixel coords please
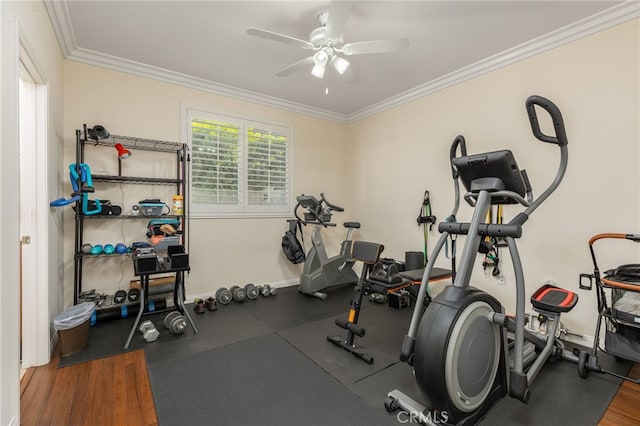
left=246, top=1, right=409, bottom=84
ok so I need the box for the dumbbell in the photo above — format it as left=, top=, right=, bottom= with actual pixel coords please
left=369, top=293, right=388, bottom=304
left=229, top=285, right=246, bottom=303
left=128, top=288, right=141, bottom=303
left=244, top=283, right=259, bottom=300
left=215, top=287, right=233, bottom=305
left=163, top=311, right=187, bottom=335
left=138, top=320, right=159, bottom=342
left=257, top=284, right=277, bottom=297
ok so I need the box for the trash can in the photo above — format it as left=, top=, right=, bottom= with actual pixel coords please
left=54, top=302, right=96, bottom=357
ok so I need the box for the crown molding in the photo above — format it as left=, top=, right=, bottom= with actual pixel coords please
left=68, top=46, right=348, bottom=123
left=44, top=0, right=77, bottom=56
left=45, top=1, right=639, bottom=125
left=346, top=1, right=640, bottom=123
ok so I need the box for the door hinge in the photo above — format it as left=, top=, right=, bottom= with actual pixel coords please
left=21, top=235, right=31, bottom=244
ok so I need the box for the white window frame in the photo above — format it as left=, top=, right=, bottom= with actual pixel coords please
left=182, top=105, right=293, bottom=218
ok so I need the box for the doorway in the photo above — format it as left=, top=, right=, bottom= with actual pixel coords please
left=19, top=51, right=50, bottom=368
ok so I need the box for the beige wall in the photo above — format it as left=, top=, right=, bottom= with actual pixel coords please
left=1, top=0, right=65, bottom=422
left=63, top=19, right=639, bottom=343
left=347, top=19, right=640, bottom=341
left=63, top=62, right=354, bottom=305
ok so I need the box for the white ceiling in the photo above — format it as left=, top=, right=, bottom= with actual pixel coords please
left=46, top=1, right=635, bottom=122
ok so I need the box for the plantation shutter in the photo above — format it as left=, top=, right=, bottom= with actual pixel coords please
left=187, top=108, right=291, bottom=216
left=190, top=116, right=242, bottom=212
left=246, top=122, right=289, bottom=210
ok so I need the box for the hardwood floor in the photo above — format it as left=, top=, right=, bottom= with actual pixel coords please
left=19, top=349, right=639, bottom=425
left=20, top=348, right=157, bottom=426
left=598, top=363, right=640, bottom=426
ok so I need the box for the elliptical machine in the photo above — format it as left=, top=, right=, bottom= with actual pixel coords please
left=385, top=96, right=579, bottom=424
left=295, top=193, right=361, bottom=299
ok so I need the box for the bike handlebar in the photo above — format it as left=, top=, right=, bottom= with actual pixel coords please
left=294, top=193, right=344, bottom=226
left=320, top=193, right=344, bottom=212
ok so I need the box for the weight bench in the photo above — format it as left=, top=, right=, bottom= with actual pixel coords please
left=366, top=266, right=452, bottom=306
left=327, top=240, right=385, bottom=364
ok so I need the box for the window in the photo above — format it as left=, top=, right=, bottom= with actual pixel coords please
left=185, top=107, right=292, bottom=217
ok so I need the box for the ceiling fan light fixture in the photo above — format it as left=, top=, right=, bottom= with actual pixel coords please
left=311, top=50, right=329, bottom=78
left=311, top=63, right=326, bottom=79
left=331, top=55, right=350, bottom=75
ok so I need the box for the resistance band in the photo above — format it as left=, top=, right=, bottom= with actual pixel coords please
left=416, top=190, right=436, bottom=265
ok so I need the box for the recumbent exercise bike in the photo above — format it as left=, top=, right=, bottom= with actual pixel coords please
left=294, top=193, right=361, bottom=299
left=385, top=96, right=580, bottom=425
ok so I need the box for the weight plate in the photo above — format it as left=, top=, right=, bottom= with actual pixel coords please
left=113, top=290, right=127, bottom=304
left=128, top=288, right=141, bottom=302
left=164, top=311, right=181, bottom=329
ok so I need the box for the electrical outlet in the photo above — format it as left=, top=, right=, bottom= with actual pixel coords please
left=542, top=278, right=557, bottom=287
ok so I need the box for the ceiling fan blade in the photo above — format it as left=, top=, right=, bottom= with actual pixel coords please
left=246, top=27, right=314, bottom=50
left=275, top=56, right=315, bottom=77
left=324, top=1, right=353, bottom=42
left=342, top=38, right=410, bottom=56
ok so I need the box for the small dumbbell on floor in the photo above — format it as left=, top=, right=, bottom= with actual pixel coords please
left=229, top=286, right=246, bottom=302
left=163, top=311, right=187, bottom=335
left=215, top=288, right=233, bottom=305
left=215, top=286, right=246, bottom=304
left=139, top=320, right=159, bottom=342
left=256, top=284, right=277, bottom=297
left=244, top=283, right=259, bottom=300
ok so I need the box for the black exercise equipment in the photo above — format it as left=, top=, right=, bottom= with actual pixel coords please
left=327, top=240, right=385, bottom=364
left=577, top=233, right=640, bottom=384
left=386, top=96, right=579, bottom=425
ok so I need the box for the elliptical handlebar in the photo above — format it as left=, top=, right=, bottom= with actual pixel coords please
left=449, top=135, right=467, bottom=180
left=522, top=95, right=569, bottom=217
left=446, top=96, right=568, bottom=218
left=526, top=95, right=568, bottom=146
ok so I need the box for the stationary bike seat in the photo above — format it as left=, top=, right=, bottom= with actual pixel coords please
left=344, top=222, right=361, bottom=229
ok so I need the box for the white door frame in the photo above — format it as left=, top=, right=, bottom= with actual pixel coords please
left=18, top=40, right=49, bottom=368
